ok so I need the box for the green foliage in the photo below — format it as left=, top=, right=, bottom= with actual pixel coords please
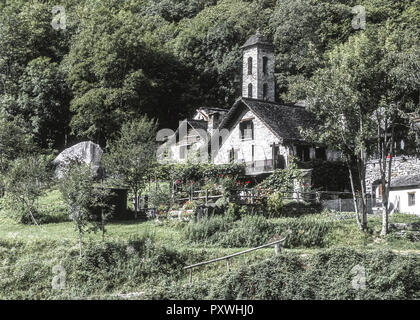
left=266, top=193, right=284, bottom=217
left=3, top=154, right=52, bottom=224
left=0, top=115, right=36, bottom=195
left=184, top=215, right=235, bottom=243
left=185, top=214, right=331, bottom=248
left=103, top=116, right=158, bottom=216
left=260, top=158, right=301, bottom=192
left=208, top=248, right=420, bottom=300
left=59, top=160, right=113, bottom=254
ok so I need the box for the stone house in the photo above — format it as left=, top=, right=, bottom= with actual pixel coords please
left=388, top=174, right=420, bottom=215
left=161, top=31, right=340, bottom=175
left=161, top=31, right=419, bottom=205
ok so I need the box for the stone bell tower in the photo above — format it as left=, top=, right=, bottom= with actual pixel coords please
left=241, top=30, right=275, bottom=102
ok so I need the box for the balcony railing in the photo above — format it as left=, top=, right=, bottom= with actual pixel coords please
left=245, top=159, right=275, bottom=175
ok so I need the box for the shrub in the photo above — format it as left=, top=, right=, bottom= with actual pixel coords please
left=184, top=215, right=235, bottom=242
left=266, top=193, right=284, bottom=217
left=185, top=215, right=332, bottom=248
left=209, top=248, right=420, bottom=300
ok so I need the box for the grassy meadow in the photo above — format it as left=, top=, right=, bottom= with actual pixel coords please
left=0, top=190, right=419, bottom=300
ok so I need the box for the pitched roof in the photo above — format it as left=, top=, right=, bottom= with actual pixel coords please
left=390, top=174, right=420, bottom=189
left=188, top=119, right=208, bottom=135
left=218, top=98, right=319, bottom=142
left=241, top=31, right=273, bottom=49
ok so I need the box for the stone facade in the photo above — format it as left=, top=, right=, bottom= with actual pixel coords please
left=365, top=156, right=420, bottom=193
left=242, top=46, right=275, bottom=101
left=213, top=109, right=288, bottom=166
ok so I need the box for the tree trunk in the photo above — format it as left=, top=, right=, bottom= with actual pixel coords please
left=347, top=162, right=363, bottom=230
left=134, top=189, right=138, bottom=219
left=78, top=231, right=83, bottom=258
left=381, top=125, right=395, bottom=236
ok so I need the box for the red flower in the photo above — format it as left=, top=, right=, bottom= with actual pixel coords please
left=246, top=181, right=251, bottom=184
left=386, top=155, right=391, bottom=159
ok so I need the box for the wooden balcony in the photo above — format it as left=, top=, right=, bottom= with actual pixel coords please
left=244, top=159, right=275, bottom=175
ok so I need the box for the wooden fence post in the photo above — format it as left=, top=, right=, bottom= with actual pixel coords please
left=274, top=243, right=281, bottom=255
left=205, top=189, right=209, bottom=205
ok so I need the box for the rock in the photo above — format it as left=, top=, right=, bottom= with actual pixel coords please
left=52, top=141, right=103, bottom=178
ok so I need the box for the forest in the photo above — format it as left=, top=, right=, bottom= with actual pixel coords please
left=0, top=0, right=418, bottom=151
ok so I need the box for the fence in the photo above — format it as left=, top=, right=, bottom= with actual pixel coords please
left=184, top=238, right=286, bottom=283
left=138, top=187, right=375, bottom=215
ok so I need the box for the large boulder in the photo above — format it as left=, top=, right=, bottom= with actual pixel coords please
left=53, top=141, right=103, bottom=178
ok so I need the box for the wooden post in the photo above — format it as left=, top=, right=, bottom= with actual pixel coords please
left=339, top=198, right=342, bottom=212
left=316, top=191, right=320, bottom=204
left=205, top=189, right=209, bottom=205
left=189, top=185, right=193, bottom=201
left=274, top=243, right=281, bottom=255
left=251, top=190, right=255, bottom=205
left=226, top=259, right=230, bottom=272
left=296, top=191, right=300, bottom=203
left=189, top=269, right=192, bottom=283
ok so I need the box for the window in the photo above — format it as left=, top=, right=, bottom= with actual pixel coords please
left=296, top=145, right=310, bottom=162
left=263, top=83, right=268, bottom=100
left=315, top=147, right=327, bottom=160
left=248, top=83, right=253, bottom=98
left=240, top=120, right=254, bottom=140
left=248, top=57, right=253, bottom=75
left=408, top=193, right=416, bottom=206
left=229, top=148, right=236, bottom=163
left=263, top=57, right=268, bottom=75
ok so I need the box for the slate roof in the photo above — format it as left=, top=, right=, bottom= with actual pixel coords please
left=188, top=120, right=208, bottom=136
left=390, top=174, right=420, bottom=189
left=241, top=31, right=273, bottom=49
left=218, top=98, right=319, bottom=143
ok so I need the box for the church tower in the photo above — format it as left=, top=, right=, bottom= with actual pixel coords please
left=241, top=30, right=275, bottom=102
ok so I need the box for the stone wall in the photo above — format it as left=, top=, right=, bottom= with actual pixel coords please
left=213, top=109, right=289, bottom=165
left=365, top=156, right=420, bottom=193
left=242, top=46, right=275, bottom=101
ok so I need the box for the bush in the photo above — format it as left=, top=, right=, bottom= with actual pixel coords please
left=208, top=248, right=420, bottom=300
left=266, top=193, right=284, bottom=217
left=185, top=215, right=332, bottom=248
left=0, top=237, right=188, bottom=299
left=184, top=215, right=235, bottom=243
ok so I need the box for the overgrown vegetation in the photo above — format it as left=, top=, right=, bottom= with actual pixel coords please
left=144, top=248, right=420, bottom=300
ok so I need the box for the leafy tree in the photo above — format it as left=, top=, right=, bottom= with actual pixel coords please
left=3, top=154, right=51, bottom=224
left=103, top=116, right=158, bottom=218
left=12, top=57, right=70, bottom=148
left=0, top=116, right=36, bottom=196
left=302, top=26, right=419, bottom=233
left=172, top=0, right=267, bottom=107
left=63, top=4, right=190, bottom=144
left=59, top=160, right=112, bottom=257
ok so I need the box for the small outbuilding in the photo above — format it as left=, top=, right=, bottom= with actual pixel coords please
left=389, top=174, right=420, bottom=215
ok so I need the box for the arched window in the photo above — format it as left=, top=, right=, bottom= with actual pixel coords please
left=263, top=83, right=268, bottom=100
left=248, top=83, right=253, bottom=98
left=263, top=57, right=268, bottom=75
left=248, top=57, right=253, bottom=75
